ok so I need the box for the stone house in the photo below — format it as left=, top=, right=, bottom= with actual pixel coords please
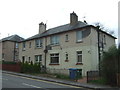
left=0, top=35, right=24, bottom=62
left=18, top=12, right=116, bottom=76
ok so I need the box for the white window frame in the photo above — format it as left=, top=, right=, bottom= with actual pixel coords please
left=51, top=35, right=59, bottom=45
left=35, top=55, right=42, bottom=63
left=65, top=34, right=69, bottom=42
left=76, top=31, right=82, bottom=42
left=35, top=39, right=43, bottom=48
left=15, top=43, right=18, bottom=48
left=77, top=51, right=82, bottom=63
left=50, top=53, right=59, bottom=64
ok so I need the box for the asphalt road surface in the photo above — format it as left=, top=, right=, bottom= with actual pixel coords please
left=2, top=73, right=92, bottom=90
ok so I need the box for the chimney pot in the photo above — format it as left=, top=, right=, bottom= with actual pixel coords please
left=39, top=22, right=46, bottom=34
left=70, top=12, right=78, bottom=25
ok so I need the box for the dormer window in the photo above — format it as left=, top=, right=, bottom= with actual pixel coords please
left=76, top=31, right=82, bottom=42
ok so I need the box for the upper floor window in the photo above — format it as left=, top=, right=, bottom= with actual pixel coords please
left=77, top=51, right=82, bottom=63
left=51, top=35, right=59, bottom=45
left=76, top=31, right=82, bottom=42
left=29, top=42, right=31, bottom=48
left=35, top=39, right=43, bottom=48
left=22, top=42, right=26, bottom=50
left=65, top=34, right=69, bottom=42
left=15, top=43, right=18, bottom=48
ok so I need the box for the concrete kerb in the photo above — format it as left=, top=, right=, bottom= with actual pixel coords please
left=2, top=71, right=116, bottom=90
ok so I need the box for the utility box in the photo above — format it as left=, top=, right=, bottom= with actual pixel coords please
left=69, top=68, right=82, bottom=79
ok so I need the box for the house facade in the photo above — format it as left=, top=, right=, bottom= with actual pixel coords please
left=0, top=35, right=24, bottom=62
left=19, top=12, right=116, bottom=76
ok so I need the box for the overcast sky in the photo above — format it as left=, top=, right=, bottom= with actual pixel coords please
left=0, top=0, right=119, bottom=44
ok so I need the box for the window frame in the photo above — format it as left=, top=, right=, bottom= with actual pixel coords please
left=50, top=35, right=60, bottom=45
left=65, top=34, right=69, bottom=42
left=76, top=51, right=82, bottom=63
left=50, top=53, right=59, bottom=64
left=35, top=39, right=43, bottom=48
left=76, top=31, right=83, bottom=42
left=15, top=42, right=18, bottom=49
left=22, top=42, right=26, bottom=50
left=35, top=55, right=42, bottom=63
left=29, top=42, right=31, bottom=48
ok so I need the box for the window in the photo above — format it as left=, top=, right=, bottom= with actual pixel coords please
left=29, top=42, right=31, bottom=48
left=65, top=34, right=69, bottom=42
left=35, top=39, right=42, bottom=48
left=77, top=51, right=82, bottom=63
left=22, top=56, right=25, bottom=63
left=76, top=31, right=82, bottom=42
left=15, top=43, right=18, bottom=48
left=2, top=53, right=4, bottom=59
left=22, top=42, right=26, bottom=50
left=51, top=35, right=59, bottom=45
left=65, top=52, right=68, bottom=60
left=50, top=53, right=59, bottom=64
left=28, top=57, right=31, bottom=63
left=35, top=55, right=42, bottom=63
left=104, top=35, right=106, bottom=45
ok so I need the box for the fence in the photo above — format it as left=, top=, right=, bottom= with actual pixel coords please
left=117, top=73, right=120, bottom=87
left=87, top=71, right=99, bottom=83
left=0, top=62, right=21, bottom=72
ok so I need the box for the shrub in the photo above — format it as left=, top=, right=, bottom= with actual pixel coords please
left=21, top=61, right=41, bottom=73
left=100, top=45, right=120, bottom=86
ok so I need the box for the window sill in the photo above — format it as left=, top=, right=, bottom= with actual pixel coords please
left=65, top=60, right=69, bottom=62
left=76, top=63, right=83, bottom=65
left=22, top=49, right=26, bottom=51
left=35, top=47, right=42, bottom=49
left=65, top=40, right=69, bottom=42
left=50, top=44, right=60, bottom=47
left=49, top=63, right=60, bottom=65
left=76, top=40, right=83, bottom=43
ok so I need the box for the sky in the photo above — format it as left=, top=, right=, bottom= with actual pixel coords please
left=0, top=0, right=119, bottom=44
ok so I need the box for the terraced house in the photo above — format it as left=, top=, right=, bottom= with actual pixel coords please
left=19, top=12, right=116, bottom=76
left=0, top=35, right=24, bottom=62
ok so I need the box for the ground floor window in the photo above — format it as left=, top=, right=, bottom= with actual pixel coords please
left=50, top=53, right=59, bottom=64
left=35, top=55, right=42, bottom=63
left=22, top=56, right=25, bottom=63
left=77, top=51, right=82, bottom=63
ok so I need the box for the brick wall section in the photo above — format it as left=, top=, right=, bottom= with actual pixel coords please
left=0, top=63, right=21, bottom=72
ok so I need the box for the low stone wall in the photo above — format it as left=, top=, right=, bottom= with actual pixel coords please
left=46, top=68, right=69, bottom=76
left=0, top=63, right=21, bottom=72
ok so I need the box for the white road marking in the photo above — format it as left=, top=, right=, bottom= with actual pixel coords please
left=22, top=83, right=41, bottom=88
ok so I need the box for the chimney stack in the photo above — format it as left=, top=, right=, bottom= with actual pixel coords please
left=70, top=11, right=78, bottom=25
left=39, top=22, right=46, bottom=34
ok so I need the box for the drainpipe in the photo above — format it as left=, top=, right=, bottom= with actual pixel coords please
left=44, top=37, right=47, bottom=73
left=97, top=26, right=101, bottom=76
left=13, top=42, right=16, bottom=62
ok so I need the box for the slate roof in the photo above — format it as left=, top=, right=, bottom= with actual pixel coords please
left=24, top=21, right=116, bottom=41
left=2, top=34, right=24, bottom=42
left=25, top=21, right=88, bottom=41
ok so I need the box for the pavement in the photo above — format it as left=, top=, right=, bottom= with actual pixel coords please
left=2, top=71, right=120, bottom=90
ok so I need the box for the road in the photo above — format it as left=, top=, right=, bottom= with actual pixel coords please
left=2, top=73, right=92, bottom=90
